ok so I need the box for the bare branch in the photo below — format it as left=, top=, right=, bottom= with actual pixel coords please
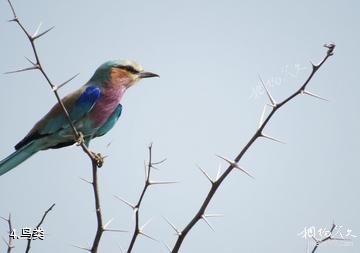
left=25, top=203, right=55, bottom=253
left=126, top=144, right=166, bottom=252
left=171, top=44, right=335, bottom=253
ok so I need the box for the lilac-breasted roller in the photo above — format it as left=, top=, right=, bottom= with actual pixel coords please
left=0, top=60, right=158, bottom=176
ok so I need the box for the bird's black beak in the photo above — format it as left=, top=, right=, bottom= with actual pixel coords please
left=138, top=71, right=159, bottom=79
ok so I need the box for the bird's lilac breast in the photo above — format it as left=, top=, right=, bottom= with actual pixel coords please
left=89, top=86, right=126, bottom=128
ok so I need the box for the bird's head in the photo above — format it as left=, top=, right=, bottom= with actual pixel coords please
left=89, top=59, right=159, bottom=88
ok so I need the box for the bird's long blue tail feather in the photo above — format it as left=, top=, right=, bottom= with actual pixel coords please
left=0, top=143, right=39, bottom=176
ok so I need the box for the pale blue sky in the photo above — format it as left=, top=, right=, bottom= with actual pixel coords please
left=0, top=0, right=359, bottom=252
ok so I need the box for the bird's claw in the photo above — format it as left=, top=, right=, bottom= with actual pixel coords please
left=91, top=152, right=105, bottom=168
left=76, top=132, right=85, bottom=146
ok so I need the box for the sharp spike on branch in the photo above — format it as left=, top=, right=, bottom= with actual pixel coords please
left=203, top=213, right=224, bottom=218
left=162, top=241, right=172, bottom=252
left=79, top=177, right=92, bottom=184
left=258, top=104, right=268, bottom=129
left=103, top=218, right=113, bottom=229
left=152, top=158, right=167, bottom=165
left=144, top=160, right=148, bottom=180
left=114, top=195, right=135, bottom=210
left=4, top=65, right=38, bottom=74
left=301, top=90, right=328, bottom=101
left=57, top=73, right=80, bottom=90
left=104, top=228, right=128, bottom=233
left=215, top=164, right=222, bottom=181
left=32, top=26, right=55, bottom=40
left=216, top=154, right=254, bottom=179
left=201, top=215, right=215, bottom=232
left=33, top=22, right=42, bottom=37
left=71, top=244, right=91, bottom=252
left=24, top=56, right=37, bottom=66
left=149, top=180, right=178, bottom=185
left=260, top=132, right=286, bottom=144
left=140, top=218, right=153, bottom=231
left=196, top=164, right=213, bottom=183
left=139, top=231, right=158, bottom=242
left=162, top=216, right=181, bottom=235
left=259, top=75, right=277, bottom=107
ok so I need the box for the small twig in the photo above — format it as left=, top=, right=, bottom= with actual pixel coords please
left=0, top=214, right=15, bottom=253
left=25, top=203, right=55, bottom=253
left=90, top=160, right=103, bottom=253
left=171, top=43, right=335, bottom=252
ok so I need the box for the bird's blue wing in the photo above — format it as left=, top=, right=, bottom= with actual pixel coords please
left=15, top=85, right=101, bottom=150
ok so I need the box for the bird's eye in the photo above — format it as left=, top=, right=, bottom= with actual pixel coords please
left=117, top=65, right=139, bottom=74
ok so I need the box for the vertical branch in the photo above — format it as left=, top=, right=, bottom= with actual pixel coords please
left=171, top=44, right=335, bottom=253
left=90, top=160, right=104, bottom=253
left=127, top=144, right=154, bottom=253
left=6, top=1, right=105, bottom=252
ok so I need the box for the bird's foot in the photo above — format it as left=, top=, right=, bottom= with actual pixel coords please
left=76, top=132, right=85, bottom=146
left=91, top=152, right=105, bottom=168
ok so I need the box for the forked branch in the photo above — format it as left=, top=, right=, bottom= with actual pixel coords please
left=171, top=43, right=335, bottom=252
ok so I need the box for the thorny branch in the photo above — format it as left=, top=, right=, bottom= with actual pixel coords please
left=170, top=44, right=336, bottom=252
left=0, top=214, right=14, bottom=253
left=6, top=1, right=105, bottom=252
left=25, top=203, right=55, bottom=253
left=115, top=144, right=168, bottom=253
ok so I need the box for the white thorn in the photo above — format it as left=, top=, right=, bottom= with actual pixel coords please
left=162, top=241, right=172, bottom=252
left=301, top=90, right=328, bottom=101
left=259, top=75, right=277, bottom=107
left=103, top=218, right=113, bottom=229
left=24, top=56, right=37, bottom=66
left=216, top=154, right=254, bottom=179
left=162, top=216, right=181, bottom=236
left=149, top=180, right=178, bottom=185
left=114, top=195, right=135, bottom=210
left=57, top=73, right=80, bottom=90
left=140, top=218, right=153, bottom=231
left=215, top=163, right=222, bottom=181
left=258, top=104, right=268, bottom=129
left=139, top=231, right=158, bottom=241
left=71, top=244, right=91, bottom=252
left=260, top=132, right=286, bottom=144
left=79, top=177, right=92, bottom=184
left=196, top=164, right=213, bottom=183
left=33, top=22, right=42, bottom=37
left=104, top=228, right=128, bottom=233
left=5, top=66, right=38, bottom=74
left=144, top=160, right=148, bottom=180
left=203, top=213, right=224, bottom=218
left=32, top=26, right=55, bottom=40
left=152, top=158, right=167, bottom=165
left=201, top=215, right=215, bottom=231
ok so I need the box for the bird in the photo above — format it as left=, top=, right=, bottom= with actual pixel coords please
left=0, top=59, right=159, bottom=176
